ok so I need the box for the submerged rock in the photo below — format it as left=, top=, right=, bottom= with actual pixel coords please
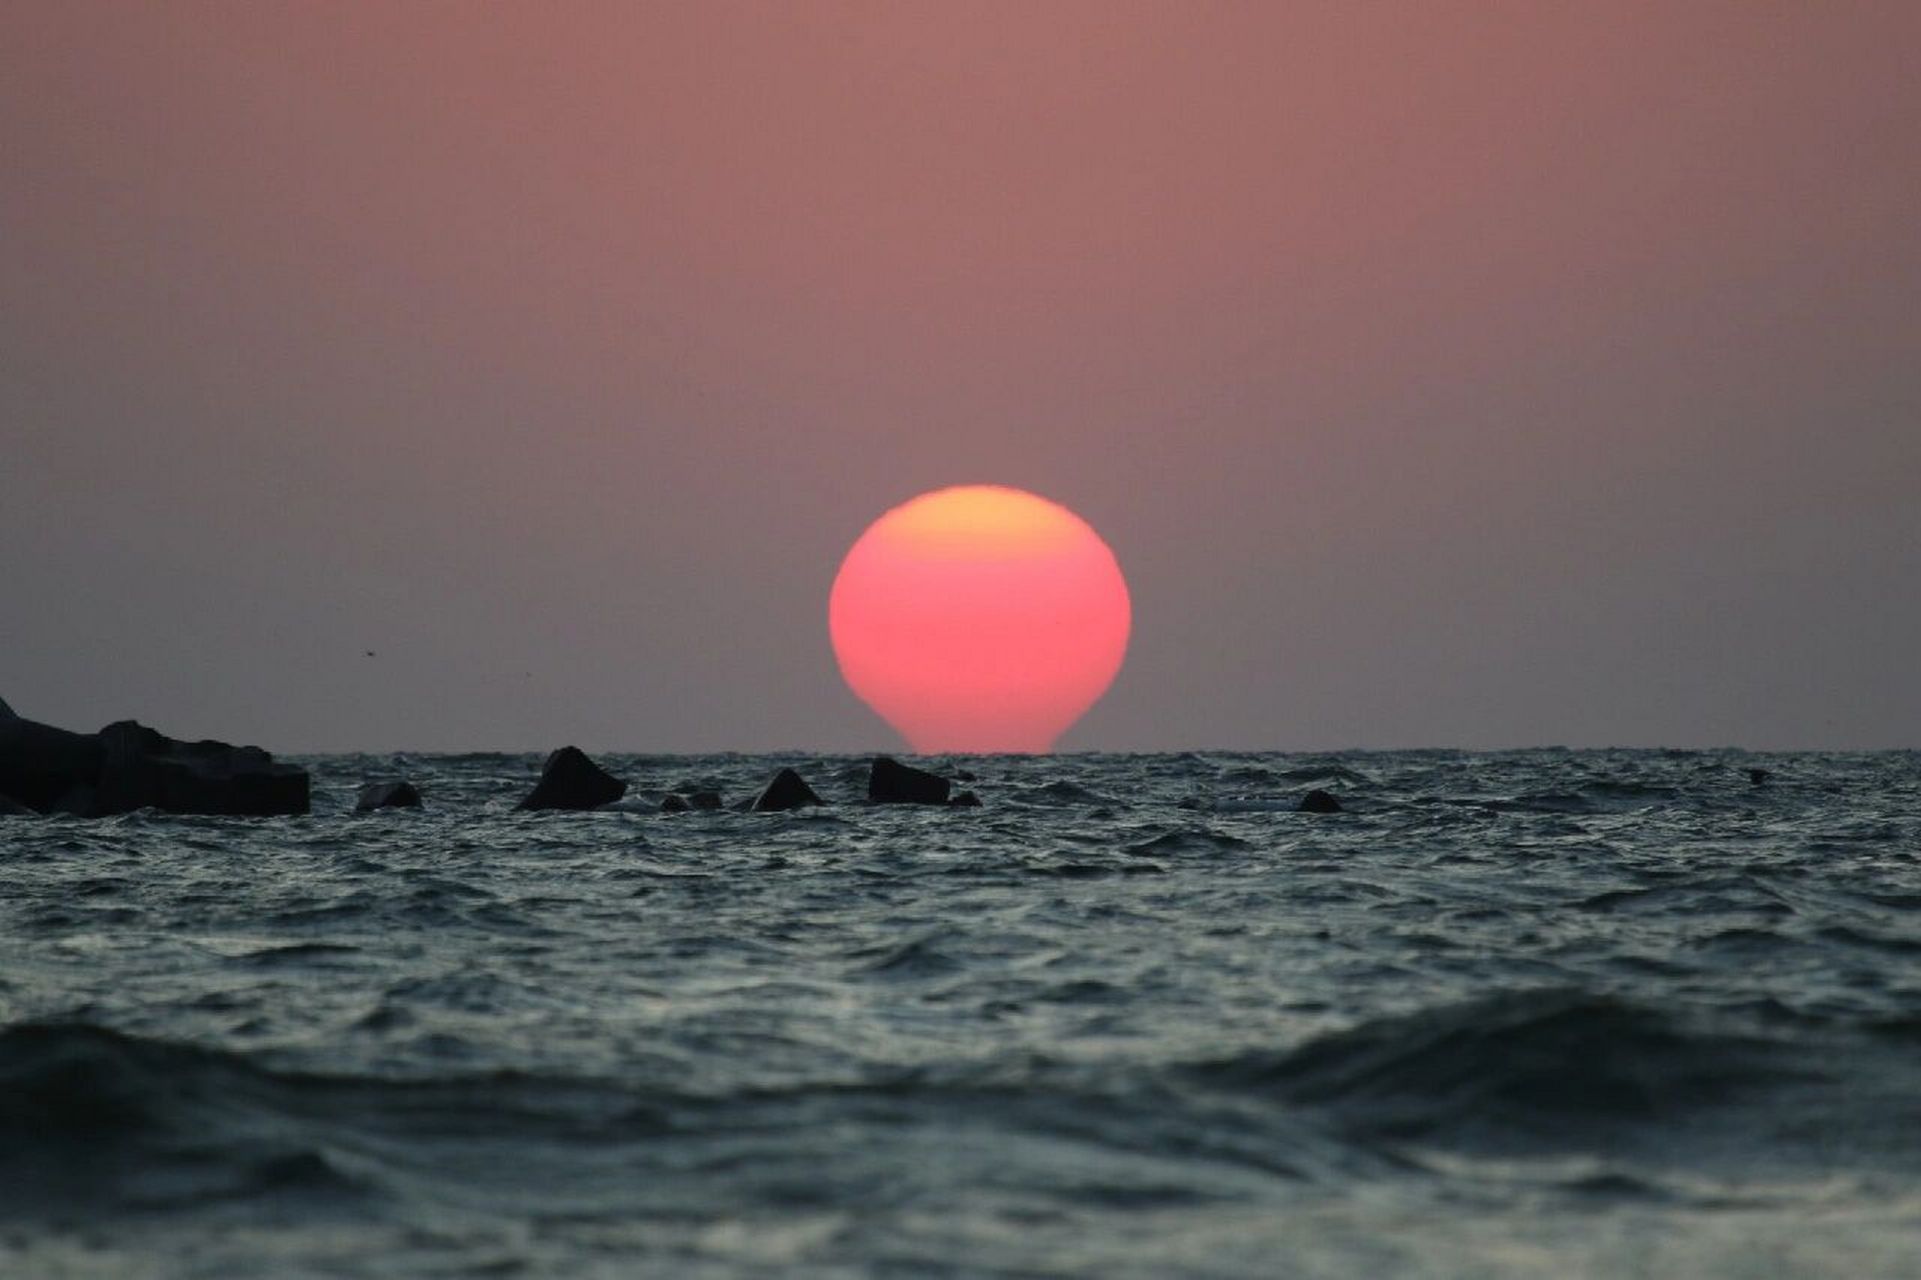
left=661, top=789, right=726, bottom=813
left=355, top=780, right=422, bottom=813
left=1747, top=768, right=1773, bottom=786
left=868, top=756, right=950, bottom=805
left=948, top=790, right=982, bottom=808
left=1298, top=789, right=1344, bottom=814
left=752, top=767, right=822, bottom=812
left=518, top=747, right=626, bottom=812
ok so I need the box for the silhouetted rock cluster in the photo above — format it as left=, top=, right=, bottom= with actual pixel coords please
left=657, top=763, right=986, bottom=815
left=0, top=700, right=308, bottom=817
left=0, top=709, right=996, bottom=820
left=518, top=747, right=627, bottom=811
left=531, top=758, right=984, bottom=816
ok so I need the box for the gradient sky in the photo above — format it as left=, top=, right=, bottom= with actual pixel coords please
left=3, top=2, right=1916, bottom=752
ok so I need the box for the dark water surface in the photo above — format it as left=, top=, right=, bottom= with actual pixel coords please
left=3, top=750, right=1920, bottom=1277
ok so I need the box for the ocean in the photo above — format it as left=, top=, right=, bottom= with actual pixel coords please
left=2, top=749, right=1918, bottom=1277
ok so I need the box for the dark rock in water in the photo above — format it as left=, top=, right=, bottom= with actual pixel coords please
left=0, top=705, right=106, bottom=813
left=752, top=767, right=822, bottom=812
left=50, top=785, right=99, bottom=817
left=954, top=768, right=977, bottom=782
left=355, top=781, right=422, bottom=813
left=659, top=793, right=691, bottom=813
left=1299, top=789, right=1344, bottom=814
left=93, top=720, right=171, bottom=814
left=949, top=790, right=982, bottom=808
left=687, top=790, right=724, bottom=811
left=0, top=705, right=308, bottom=818
left=0, top=793, right=37, bottom=817
left=92, top=720, right=310, bottom=817
left=1747, top=768, right=1773, bottom=786
left=869, top=756, right=951, bottom=805
left=518, top=747, right=626, bottom=812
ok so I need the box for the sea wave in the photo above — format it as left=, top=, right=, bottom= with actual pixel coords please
left=1178, top=991, right=1808, bottom=1141
left=3, top=748, right=1919, bottom=1275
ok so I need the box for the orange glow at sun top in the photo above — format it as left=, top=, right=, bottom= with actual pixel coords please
left=830, top=485, right=1131, bottom=753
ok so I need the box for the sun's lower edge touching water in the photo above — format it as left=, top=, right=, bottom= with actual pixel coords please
left=829, top=485, right=1131, bottom=753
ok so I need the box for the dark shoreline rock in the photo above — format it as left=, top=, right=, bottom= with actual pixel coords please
left=518, top=747, right=626, bottom=812
left=0, top=711, right=106, bottom=813
left=94, top=720, right=309, bottom=817
left=0, top=700, right=308, bottom=818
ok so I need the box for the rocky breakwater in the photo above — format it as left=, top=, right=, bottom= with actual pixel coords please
left=0, top=696, right=309, bottom=817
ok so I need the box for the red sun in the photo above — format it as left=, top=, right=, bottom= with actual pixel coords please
left=829, top=485, right=1131, bottom=753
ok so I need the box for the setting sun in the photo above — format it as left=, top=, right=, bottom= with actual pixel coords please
left=829, top=485, right=1131, bottom=753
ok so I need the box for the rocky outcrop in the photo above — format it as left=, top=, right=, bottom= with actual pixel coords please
left=0, top=793, right=36, bottom=817
left=752, top=767, right=822, bottom=812
left=517, top=747, right=626, bottom=812
left=948, top=790, right=982, bottom=808
left=355, top=781, right=422, bottom=813
left=0, top=707, right=106, bottom=814
left=868, top=756, right=950, bottom=805
left=94, top=720, right=310, bottom=817
left=0, top=702, right=308, bottom=818
left=1298, top=789, right=1344, bottom=814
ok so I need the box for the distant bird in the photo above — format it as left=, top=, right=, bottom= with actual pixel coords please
left=364, top=650, right=377, bottom=658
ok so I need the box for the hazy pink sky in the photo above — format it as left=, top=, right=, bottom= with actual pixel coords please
left=3, top=2, right=1916, bottom=751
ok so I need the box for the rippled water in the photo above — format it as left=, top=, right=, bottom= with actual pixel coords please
left=3, top=750, right=1920, bottom=1277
